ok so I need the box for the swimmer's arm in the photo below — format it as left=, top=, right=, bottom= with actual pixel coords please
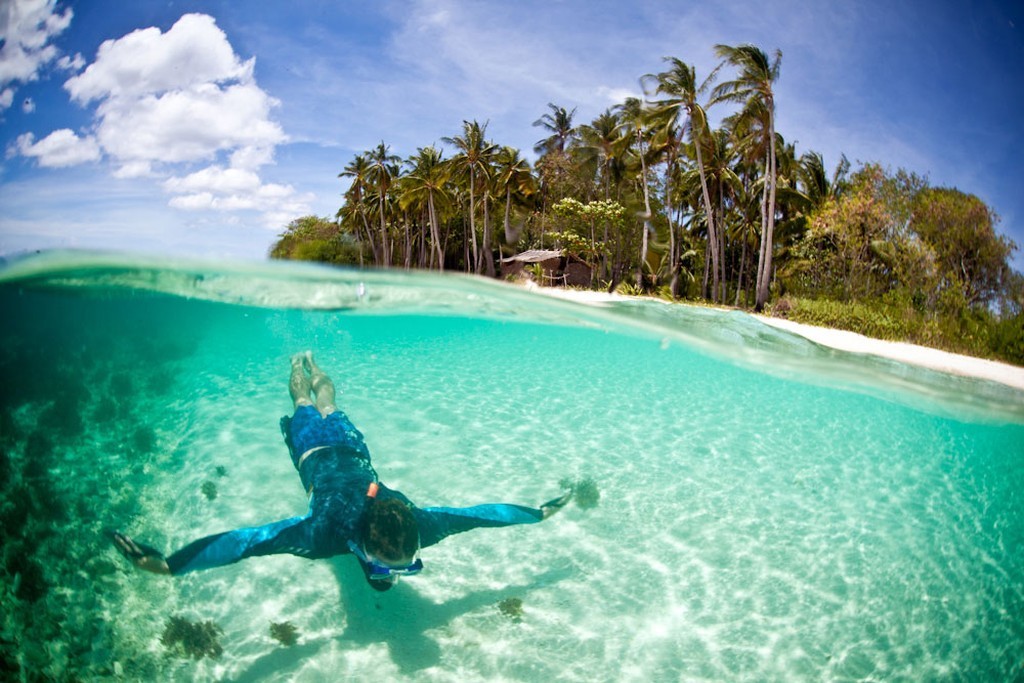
left=111, top=517, right=312, bottom=576
left=417, top=492, right=572, bottom=547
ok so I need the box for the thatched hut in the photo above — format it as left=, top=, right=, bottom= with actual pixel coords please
left=500, top=250, right=563, bottom=281
left=500, top=249, right=592, bottom=287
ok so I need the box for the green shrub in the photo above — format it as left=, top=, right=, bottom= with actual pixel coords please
left=780, top=296, right=1022, bottom=366
left=989, top=313, right=1024, bottom=365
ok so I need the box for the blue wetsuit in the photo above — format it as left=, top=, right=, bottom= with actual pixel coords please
left=164, top=405, right=543, bottom=576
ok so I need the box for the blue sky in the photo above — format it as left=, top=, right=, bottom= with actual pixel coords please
left=1, top=0, right=1022, bottom=269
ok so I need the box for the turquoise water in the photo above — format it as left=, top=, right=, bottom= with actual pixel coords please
left=1, top=251, right=1022, bottom=681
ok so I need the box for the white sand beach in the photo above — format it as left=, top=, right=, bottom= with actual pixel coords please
left=755, top=316, right=1024, bottom=391
left=531, top=285, right=1024, bottom=392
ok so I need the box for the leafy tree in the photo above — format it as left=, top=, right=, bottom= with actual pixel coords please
left=911, top=187, right=1016, bottom=309
left=551, top=198, right=629, bottom=288
left=646, top=118, right=687, bottom=297
left=784, top=165, right=933, bottom=302
left=791, top=183, right=897, bottom=300
left=270, top=216, right=361, bottom=265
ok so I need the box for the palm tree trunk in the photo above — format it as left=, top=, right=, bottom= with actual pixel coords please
left=695, top=137, right=720, bottom=303
left=735, top=234, right=747, bottom=307
left=482, top=192, right=495, bottom=277
left=468, top=170, right=480, bottom=273
left=418, top=209, right=427, bottom=269
left=755, top=112, right=778, bottom=311
left=702, top=243, right=711, bottom=298
left=602, top=220, right=610, bottom=283
left=359, top=208, right=376, bottom=265
left=503, top=187, right=514, bottom=244
left=428, top=190, right=443, bottom=271
left=754, top=152, right=770, bottom=310
left=718, top=190, right=727, bottom=302
left=441, top=213, right=453, bottom=268
left=666, top=172, right=679, bottom=299
left=378, top=191, right=390, bottom=267
left=638, top=134, right=653, bottom=289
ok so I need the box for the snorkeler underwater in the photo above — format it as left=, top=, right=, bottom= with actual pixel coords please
left=112, top=351, right=574, bottom=589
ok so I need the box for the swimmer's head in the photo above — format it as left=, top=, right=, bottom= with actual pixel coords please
left=363, top=497, right=420, bottom=564
left=354, top=495, right=422, bottom=590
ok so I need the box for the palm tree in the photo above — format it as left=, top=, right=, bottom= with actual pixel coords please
left=644, top=57, right=723, bottom=301
left=338, top=153, right=377, bottom=264
left=729, top=181, right=761, bottom=306
left=576, top=108, right=627, bottom=200
left=712, top=43, right=782, bottom=311
left=616, top=97, right=658, bottom=287
left=493, top=146, right=536, bottom=246
left=533, top=103, right=577, bottom=156
left=576, top=109, right=630, bottom=281
left=400, top=146, right=450, bottom=270
left=649, top=118, right=689, bottom=297
left=366, top=142, right=401, bottom=266
left=798, top=151, right=849, bottom=211
left=691, top=126, right=741, bottom=302
left=444, top=120, right=498, bottom=274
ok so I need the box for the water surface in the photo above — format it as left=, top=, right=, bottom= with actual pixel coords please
left=1, top=251, right=1021, bottom=681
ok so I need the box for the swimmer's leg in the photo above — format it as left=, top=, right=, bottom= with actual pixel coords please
left=289, top=352, right=314, bottom=409
left=304, top=352, right=337, bottom=415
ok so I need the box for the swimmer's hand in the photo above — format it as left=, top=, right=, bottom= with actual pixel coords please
left=110, top=530, right=171, bottom=575
left=540, top=491, right=573, bottom=520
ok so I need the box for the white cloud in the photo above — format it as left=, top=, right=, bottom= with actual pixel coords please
left=0, top=0, right=74, bottom=109
left=64, top=13, right=253, bottom=104
left=55, top=52, right=84, bottom=72
left=111, top=160, right=153, bottom=179
left=93, top=81, right=284, bottom=169
left=60, top=13, right=285, bottom=173
left=168, top=192, right=214, bottom=211
left=13, top=11, right=303, bottom=228
left=164, top=164, right=312, bottom=220
left=164, top=166, right=261, bottom=195
left=62, top=13, right=293, bottom=222
left=15, top=129, right=100, bottom=167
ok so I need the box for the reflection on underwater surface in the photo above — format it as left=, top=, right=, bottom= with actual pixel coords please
left=1, top=250, right=1022, bottom=681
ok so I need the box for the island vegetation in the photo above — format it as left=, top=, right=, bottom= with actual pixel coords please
left=270, top=44, right=1023, bottom=365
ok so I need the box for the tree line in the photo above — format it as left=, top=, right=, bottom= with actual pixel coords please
left=270, top=43, right=1023, bottom=364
